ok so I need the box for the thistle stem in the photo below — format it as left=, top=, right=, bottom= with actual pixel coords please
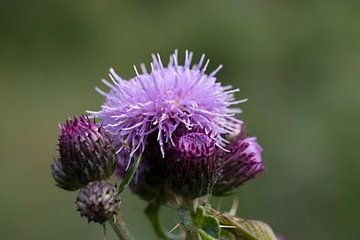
left=110, top=213, right=135, bottom=240
left=145, top=200, right=168, bottom=239
left=185, top=230, right=199, bottom=240
left=118, top=154, right=142, bottom=193
left=184, top=200, right=199, bottom=240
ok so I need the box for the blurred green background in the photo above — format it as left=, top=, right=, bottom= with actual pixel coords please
left=1, top=1, right=359, bottom=239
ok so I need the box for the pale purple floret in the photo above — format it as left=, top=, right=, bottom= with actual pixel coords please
left=176, top=131, right=216, bottom=158
left=89, top=50, right=245, bottom=163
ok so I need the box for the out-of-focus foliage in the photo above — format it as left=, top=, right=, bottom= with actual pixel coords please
left=0, top=1, right=359, bottom=239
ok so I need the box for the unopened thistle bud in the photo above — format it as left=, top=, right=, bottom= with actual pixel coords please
left=117, top=134, right=166, bottom=201
left=76, top=181, right=120, bottom=223
left=51, top=116, right=117, bottom=191
left=162, top=130, right=218, bottom=199
left=213, top=136, right=265, bottom=195
left=51, top=158, right=80, bottom=191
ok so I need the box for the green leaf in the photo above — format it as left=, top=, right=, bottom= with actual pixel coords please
left=178, top=206, right=278, bottom=240
left=177, top=207, right=220, bottom=240
left=231, top=219, right=277, bottom=240
left=118, top=154, right=142, bottom=193
left=204, top=207, right=277, bottom=240
left=220, top=229, right=236, bottom=240
left=194, top=207, right=221, bottom=239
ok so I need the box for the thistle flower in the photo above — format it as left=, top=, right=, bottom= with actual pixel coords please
left=51, top=116, right=117, bottom=191
left=90, top=50, right=245, bottom=161
left=161, top=129, right=218, bottom=198
left=213, top=136, right=265, bottom=195
left=76, top=181, right=120, bottom=223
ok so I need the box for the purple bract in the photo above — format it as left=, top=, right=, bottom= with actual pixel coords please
left=52, top=116, right=117, bottom=191
left=213, top=136, right=265, bottom=195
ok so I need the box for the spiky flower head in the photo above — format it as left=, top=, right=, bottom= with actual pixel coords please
left=161, top=129, right=218, bottom=198
left=213, top=136, right=265, bottom=195
left=91, top=50, right=245, bottom=161
left=51, top=116, right=117, bottom=191
left=76, top=181, right=120, bottom=223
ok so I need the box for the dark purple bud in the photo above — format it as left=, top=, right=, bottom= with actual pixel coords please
left=162, top=129, right=218, bottom=199
left=117, top=133, right=166, bottom=201
left=213, top=136, right=265, bottom=195
left=51, top=158, right=81, bottom=191
left=51, top=116, right=117, bottom=191
left=76, top=181, right=120, bottom=224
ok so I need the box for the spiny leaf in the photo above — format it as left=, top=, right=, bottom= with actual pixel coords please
left=231, top=219, right=277, bottom=240
left=194, top=207, right=220, bottom=239
left=177, top=207, right=220, bottom=240
left=220, top=229, right=236, bottom=240
left=204, top=207, right=277, bottom=240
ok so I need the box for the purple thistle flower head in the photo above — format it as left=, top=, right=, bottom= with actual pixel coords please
left=90, top=50, right=245, bottom=161
left=51, top=116, right=117, bottom=191
left=213, top=136, right=265, bottom=195
left=161, top=128, right=219, bottom=198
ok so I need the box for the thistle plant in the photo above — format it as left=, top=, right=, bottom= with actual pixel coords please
left=51, top=50, right=280, bottom=240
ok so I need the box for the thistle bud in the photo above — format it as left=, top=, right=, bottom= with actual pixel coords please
left=51, top=158, right=80, bottom=191
left=117, top=133, right=165, bottom=201
left=76, top=181, right=120, bottom=223
left=162, top=130, right=218, bottom=199
left=213, top=136, right=265, bottom=195
left=51, top=116, right=117, bottom=191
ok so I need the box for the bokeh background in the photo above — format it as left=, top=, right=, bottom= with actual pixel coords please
left=1, top=1, right=359, bottom=239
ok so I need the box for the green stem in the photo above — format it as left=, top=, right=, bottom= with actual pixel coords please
left=185, top=230, right=199, bottom=240
left=118, top=154, right=142, bottom=193
left=183, top=200, right=199, bottom=240
left=145, top=198, right=184, bottom=239
left=145, top=199, right=168, bottom=239
left=111, top=154, right=142, bottom=239
left=110, top=213, right=135, bottom=240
